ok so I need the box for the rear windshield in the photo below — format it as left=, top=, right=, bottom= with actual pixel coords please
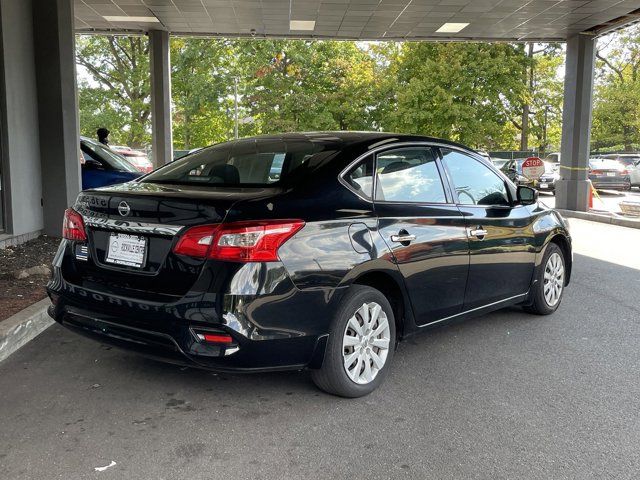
left=143, top=138, right=337, bottom=187
left=590, top=159, right=624, bottom=169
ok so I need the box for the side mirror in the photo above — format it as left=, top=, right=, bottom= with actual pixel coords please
left=83, top=159, right=103, bottom=170
left=517, top=185, right=538, bottom=205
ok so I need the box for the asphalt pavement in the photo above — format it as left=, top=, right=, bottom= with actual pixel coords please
left=1, top=219, right=640, bottom=479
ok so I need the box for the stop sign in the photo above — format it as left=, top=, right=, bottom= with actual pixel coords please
left=521, top=157, right=545, bottom=180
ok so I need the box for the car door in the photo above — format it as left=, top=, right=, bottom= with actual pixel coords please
left=373, top=145, right=469, bottom=325
left=440, top=148, right=537, bottom=310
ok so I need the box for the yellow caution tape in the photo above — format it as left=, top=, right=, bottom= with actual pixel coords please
left=559, top=165, right=590, bottom=171
left=591, top=183, right=603, bottom=204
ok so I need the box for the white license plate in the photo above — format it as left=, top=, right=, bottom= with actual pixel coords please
left=539, top=183, right=548, bottom=189
left=105, top=233, right=147, bottom=268
left=607, top=172, right=616, bottom=177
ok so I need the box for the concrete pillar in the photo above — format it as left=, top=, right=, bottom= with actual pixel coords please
left=556, top=33, right=596, bottom=212
left=150, top=30, right=173, bottom=167
left=0, top=0, right=44, bottom=236
left=32, top=0, right=81, bottom=236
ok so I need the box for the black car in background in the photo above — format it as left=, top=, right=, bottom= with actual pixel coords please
left=501, top=158, right=538, bottom=187
left=589, top=158, right=631, bottom=191
left=48, top=132, right=572, bottom=397
left=600, top=153, right=640, bottom=170
left=538, top=162, right=560, bottom=194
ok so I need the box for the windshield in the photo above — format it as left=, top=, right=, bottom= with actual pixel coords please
left=81, top=139, right=139, bottom=173
left=143, top=137, right=337, bottom=187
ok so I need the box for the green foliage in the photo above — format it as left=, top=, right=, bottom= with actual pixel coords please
left=382, top=42, right=528, bottom=149
left=75, top=35, right=579, bottom=154
left=171, top=38, right=236, bottom=149
left=526, top=44, right=564, bottom=153
left=76, top=35, right=150, bottom=147
left=236, top=40, right=387, bottom=134
left=592, top=25, right=640, bottom=152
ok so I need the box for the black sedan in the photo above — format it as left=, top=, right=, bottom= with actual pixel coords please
left=500, top=158, right=535, bottom=187
left=538, top=162, right=560, bottom=194
left=48, top=132, right=572, bottom=397
left=589, top=158, right=631, bottom=191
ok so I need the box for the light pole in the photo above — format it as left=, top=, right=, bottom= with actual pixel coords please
left=233, top=77, right=239, bottom=140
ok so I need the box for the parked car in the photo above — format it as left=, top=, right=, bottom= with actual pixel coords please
left=491, top=158, right=508, bottom=169
left=588, top=158, right=631, bottom=191
left=545, top=152, right=560, bottom=164
left=600, top=153, right=640, bottom=169
left=49, top=132, right=571, bottom=398
left=110, top=145, right=153, bottom=173
left=80, top=137, right=142, bottom=190
left=173, top=149, right=191, bottom=161
left=500, top=158, right=535, bottom=186
left=476, top=150, right=491, bottom=162
left=632, top=161, right=640, bottom=189
left=538, top=161, right=560, bottom=194
left=600, top=154, right=640, bottom=189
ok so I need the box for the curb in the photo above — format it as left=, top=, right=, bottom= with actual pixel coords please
left=556, top=209, right=640, bottom=229
left=0, top=298, right=53, bottom=363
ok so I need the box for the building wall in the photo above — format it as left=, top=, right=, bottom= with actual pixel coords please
left=0, top=0, right=43, bottom=236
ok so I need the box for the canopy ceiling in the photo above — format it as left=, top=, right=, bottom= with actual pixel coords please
left=75, top=0, right=640, bottom=40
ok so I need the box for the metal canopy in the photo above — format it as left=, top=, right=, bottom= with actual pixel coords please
left=74, top=0, right=640, bottom=41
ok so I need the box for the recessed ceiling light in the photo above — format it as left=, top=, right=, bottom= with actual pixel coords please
left=436, top=22, right=469, bottom=33
left=289, top=20, right=315, bottom=31
left=103, top=16, right=160, bottom=23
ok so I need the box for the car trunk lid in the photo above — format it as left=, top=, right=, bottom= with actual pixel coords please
left=69, top=182, right=278, bottom=298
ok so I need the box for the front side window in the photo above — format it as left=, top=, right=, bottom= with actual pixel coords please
left=441, top=149, right=510, bottom=206
left=375, top=147, right=446, bottom=203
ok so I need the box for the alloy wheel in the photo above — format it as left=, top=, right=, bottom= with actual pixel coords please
left=342, top=302, right=391, bottom=385
left=543, top=252, right=564, bottom=307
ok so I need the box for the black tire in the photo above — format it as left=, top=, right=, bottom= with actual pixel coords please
left=311, top=285, right=396, bottom=398
left=524, top=242, right=566, bottom=315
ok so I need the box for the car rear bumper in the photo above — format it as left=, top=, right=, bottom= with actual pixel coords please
left=46, top=258, right=340, bottom=372
left=47, top=299, right=328, bottom=373
left=589, top=177, right=631, bottom=190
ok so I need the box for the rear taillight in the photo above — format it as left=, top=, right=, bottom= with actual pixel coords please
left=173, top=224, right=218, bottom=258
left=62, top=208, right=87, bottom=241
left=622, top=169, right=629, bottom=175
left=173, top=220, right=305, bottom=262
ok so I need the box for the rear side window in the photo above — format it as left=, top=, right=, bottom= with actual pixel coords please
left=441, top=149, right=510, bottom=206
left=142, top=138, right=335, bottom=187
left=375, top=147, right=446, bottom=203
left=344, top=156, right=374, bottom=199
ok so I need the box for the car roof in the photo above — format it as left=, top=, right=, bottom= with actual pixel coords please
left=211, top=131, right=479, bottom=156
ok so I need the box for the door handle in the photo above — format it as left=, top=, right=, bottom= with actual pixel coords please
left=468, top=227, right=488, bottom=239
left=390, top=233, right=416, bottom=243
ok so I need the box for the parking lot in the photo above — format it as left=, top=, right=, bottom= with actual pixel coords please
left=0, top=218, right=638, bottom=479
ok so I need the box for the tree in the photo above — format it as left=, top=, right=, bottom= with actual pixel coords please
left=520, top=44, right=564, bottom=155
left=592, top=24, right=640, bottom=152
left=170, top=38, right=236, bottom=149
left=383, top=42, right=528, bottom=149
left=237, top=40, right=385, bottom=134
left=76, top=35, right=151, bottom=147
